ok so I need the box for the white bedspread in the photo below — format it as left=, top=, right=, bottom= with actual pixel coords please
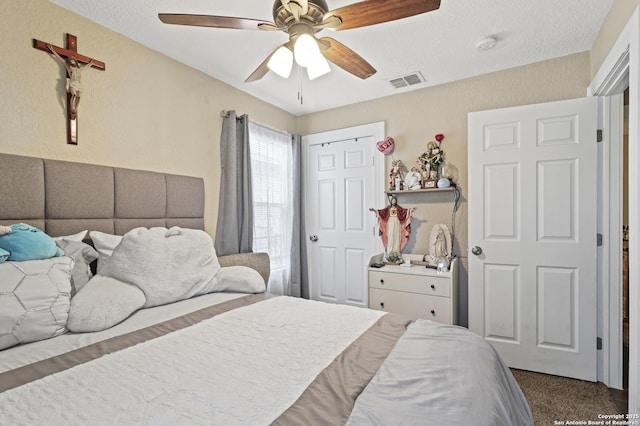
left=0, top=292, right=245, bottom=373
left=0, top=297, right=383, bottom=425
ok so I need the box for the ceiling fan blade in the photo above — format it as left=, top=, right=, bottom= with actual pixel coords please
left=245, top=43, right=293, bottom=82
left=158, top=14, right=271, bottom=30
left=325, top=0, right=441, bottom=31
left=245, top=54, right=272, bottom=83
left=319, top=37, right=376, bottom=79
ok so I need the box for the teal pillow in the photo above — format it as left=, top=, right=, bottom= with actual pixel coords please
left=0, top=248, right=8, bottom=264
left=0, top=224, right=64, bottom=262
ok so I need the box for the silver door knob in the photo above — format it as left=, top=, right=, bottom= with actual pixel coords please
left=471, top=246, right=483, bottom=255
left=309, top=235, right=319, bottom=242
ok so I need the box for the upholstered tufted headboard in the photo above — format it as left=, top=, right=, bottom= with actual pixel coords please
left=0, top=153, right=205, bottom=237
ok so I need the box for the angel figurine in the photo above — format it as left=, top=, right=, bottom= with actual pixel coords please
left=389, top=159, right=407, bottom=190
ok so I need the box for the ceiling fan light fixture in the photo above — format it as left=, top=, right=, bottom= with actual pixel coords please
left=267, top=45, right=294, bottom=78
left=307, top=54, right=331, bottom=80
left=294, top=33, right=320, bottom=67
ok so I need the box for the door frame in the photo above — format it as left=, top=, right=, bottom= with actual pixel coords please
left=588, top=5, right=639, bottom=410
left=301, top=121, right=386, bottom=302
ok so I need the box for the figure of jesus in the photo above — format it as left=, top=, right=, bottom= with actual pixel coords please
left=374, top=196, right=414, bottom=259
left=48, top=45, right=94, bottom=119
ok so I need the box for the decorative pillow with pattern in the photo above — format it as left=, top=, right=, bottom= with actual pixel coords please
left=0, top=257, right=73, bottom=350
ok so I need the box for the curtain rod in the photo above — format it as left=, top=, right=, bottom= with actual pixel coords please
left=220, top=110, right=294, bottom=138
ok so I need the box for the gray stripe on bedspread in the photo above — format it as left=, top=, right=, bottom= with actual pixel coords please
left=272, top=313, right=411, bottom=426
left=0, top=293, right=271, bottom=393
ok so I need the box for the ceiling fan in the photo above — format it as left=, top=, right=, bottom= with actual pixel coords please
left=159, top=0, right=441, bottom=82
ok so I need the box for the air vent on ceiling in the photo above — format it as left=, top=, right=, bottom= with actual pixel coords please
left=388, top=71, right=425, bottom=89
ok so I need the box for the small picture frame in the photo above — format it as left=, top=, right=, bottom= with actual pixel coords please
left=423, top=180, right=436, bottom=188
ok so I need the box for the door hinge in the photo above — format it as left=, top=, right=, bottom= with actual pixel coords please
left=597, top=129, right=603, bottom=143
left=597, top=337, right=603, bottom=350
left=597, top=233, right=603, bottom=246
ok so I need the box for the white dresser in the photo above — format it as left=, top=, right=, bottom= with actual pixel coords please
left=368, top=254, right=458, bottom=324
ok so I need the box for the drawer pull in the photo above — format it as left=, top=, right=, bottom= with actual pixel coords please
left=380, top=279, right=384, bottom=285
left=430, top=284, right=436, bottom=290
left=380, top=302, right=385, bottom=309
left=430, top=310, right=436, bottom=316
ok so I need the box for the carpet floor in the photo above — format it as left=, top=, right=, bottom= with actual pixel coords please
left=511, top=369, right=622, bottom=425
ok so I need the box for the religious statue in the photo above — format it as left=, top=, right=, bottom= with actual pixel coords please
left=389, top=159, right=407, bottom=191
left=418, top=134, right=446, bottom=188
left=372, top=196, right=415, bottom=264
left=48, top=44, right=95, bottom=119
left=404, top=167, right=422, bottom=190
left=426, top=224, right=452, bottom=266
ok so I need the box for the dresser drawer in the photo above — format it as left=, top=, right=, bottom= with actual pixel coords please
left=369, top=270, right=450, bottom=297
left=369, top=288, right=452, bottom=324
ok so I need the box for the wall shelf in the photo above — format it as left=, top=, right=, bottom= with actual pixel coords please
left=385, top=187, right=455, bottom=195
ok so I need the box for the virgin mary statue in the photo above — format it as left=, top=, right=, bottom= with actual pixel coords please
left=375, top=196, right=414, bottom=263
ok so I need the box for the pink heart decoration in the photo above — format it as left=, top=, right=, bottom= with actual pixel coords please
left=376, top=137, right=395, bottom=155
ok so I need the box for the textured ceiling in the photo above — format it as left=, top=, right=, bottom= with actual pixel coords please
left=50, top=0, right=614, bottom=116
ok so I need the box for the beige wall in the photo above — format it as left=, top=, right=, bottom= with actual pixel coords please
left=298, top=52, right=591, bottom=324
left=298, top=51, right=590, bottom=256
left=591, top=0, right=640, bottom=78
left=0, top=0, right=296, bottom=237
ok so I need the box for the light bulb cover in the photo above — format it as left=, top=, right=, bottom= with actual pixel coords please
left=294, top=33, right=320, bottom=67
left=267, top=46, right=293, bottom=78
left=306, top=54, right=330, bottom=80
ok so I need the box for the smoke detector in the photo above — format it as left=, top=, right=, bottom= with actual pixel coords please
left=476, top=37, right=497, bottom=51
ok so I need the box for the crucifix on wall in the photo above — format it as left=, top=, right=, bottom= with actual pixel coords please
left=33, top=34, right=105, bottom=145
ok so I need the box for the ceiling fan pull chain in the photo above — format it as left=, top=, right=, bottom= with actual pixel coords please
left=298, top=65, right=304, bottom=105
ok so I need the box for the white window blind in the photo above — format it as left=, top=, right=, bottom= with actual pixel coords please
left=248, top=122, right=293, bottom=294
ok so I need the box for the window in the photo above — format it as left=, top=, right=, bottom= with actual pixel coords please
left=248, top=122, right=294, bottom=294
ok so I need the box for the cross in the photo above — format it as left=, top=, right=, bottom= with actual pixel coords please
left=33, top=34, right=105, bottom=145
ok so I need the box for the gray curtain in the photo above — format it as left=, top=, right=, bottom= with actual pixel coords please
left=214, top=111, right=253, bottom=256
left=289, top=134, right=309, bottom=298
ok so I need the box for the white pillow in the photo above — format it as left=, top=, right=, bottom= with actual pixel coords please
left=214, top=266, right=266, bottom=293
left=53, top=230, right=87, bottom=242
left=67, top=276, right=145, bottom=332
left=89, top=231, right=122, bottom=273
left=0, top=258, right=73, bottom=350
left=55, top=240, right=99, bottom=295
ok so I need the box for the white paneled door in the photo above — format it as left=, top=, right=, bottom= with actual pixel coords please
left=468, top=97, right=598, bottom=381
left=305, top=133, right=379, bottom=307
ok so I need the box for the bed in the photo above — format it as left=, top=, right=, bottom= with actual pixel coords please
left=0, top=153, right=532, bottom=425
